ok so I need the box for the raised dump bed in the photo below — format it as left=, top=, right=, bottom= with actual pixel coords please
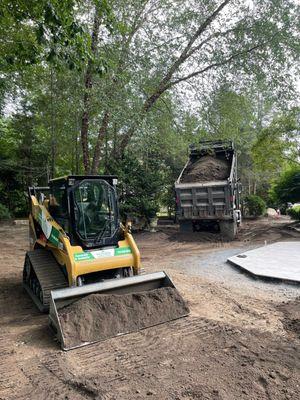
left=175, top=141, right=241, bottom=240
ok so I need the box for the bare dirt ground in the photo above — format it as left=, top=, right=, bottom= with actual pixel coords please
left=0, top=217, right=300, bottom=400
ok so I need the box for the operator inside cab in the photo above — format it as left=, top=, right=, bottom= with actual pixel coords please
left=74, top=180, right=114, bottom=241
left=47, top=177, right=119, bottom=248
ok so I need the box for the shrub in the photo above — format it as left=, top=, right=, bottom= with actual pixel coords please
left=269, top=166, right=300, bottom=204
left=287, top=205, right=300, bottom=221
left=244, top=195, right=266, bottom=217
left=0, top=203, right=11, bottom=220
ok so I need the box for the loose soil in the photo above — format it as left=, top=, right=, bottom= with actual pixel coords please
left=58, top=287, right=189, bottom=349
left=277, top=297, right=300, bottom=338
left=0, top=217, right=299, bottom=399
left=181, top=155, right=230, bottom=183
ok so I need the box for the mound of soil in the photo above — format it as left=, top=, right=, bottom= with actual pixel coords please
left=181, top=155, right=230, bottom=183
left=58, top=287, right=189, bottom=348
left=277, top=297, right=300, bottom=338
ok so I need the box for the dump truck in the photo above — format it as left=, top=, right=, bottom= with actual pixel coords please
left=175, top=141, right=241, bottom=240
left=23, top=175, right=189, bottom=350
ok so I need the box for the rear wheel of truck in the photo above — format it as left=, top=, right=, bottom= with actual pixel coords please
left=179, top=221, right=193, bottom=233
left=219, top=220, right=237, bottom=241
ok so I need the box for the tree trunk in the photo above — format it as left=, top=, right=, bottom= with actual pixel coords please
left=80, top=8, right=101, bottom=174
left=112, top=122, right=117, bottom=158
left=80, top=90, right=91, bottom=174
left=75, top=130, right=80, bottom=174
left=91, top=111, right=110, bottom=174
left=50, top=68, right=56, bottom=179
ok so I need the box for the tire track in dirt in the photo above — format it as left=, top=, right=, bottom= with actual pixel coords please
left=15, top=355, right=97, bottom=400
left=64, top=317, right=224, bottom=380
left=10, top=317, right=225, bottom=400
left=0, top=336, right=32, bottom=400
left=0, top=336, right=15, bottom=396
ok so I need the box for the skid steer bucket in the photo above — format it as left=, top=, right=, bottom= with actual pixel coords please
left=49, top=271, right=189, bottom=350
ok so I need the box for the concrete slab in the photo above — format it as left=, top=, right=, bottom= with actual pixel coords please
left=227, top=241, right=300, bottom=283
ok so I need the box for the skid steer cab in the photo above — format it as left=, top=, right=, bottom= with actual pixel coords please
left=23, top=175, right=189, bottom=350
left=24, top=175, right=141, bottom=309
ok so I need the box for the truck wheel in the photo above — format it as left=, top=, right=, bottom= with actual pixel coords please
left=179, top=221, right=193, bottom=233
left=219, top=221, right=237, bottom=241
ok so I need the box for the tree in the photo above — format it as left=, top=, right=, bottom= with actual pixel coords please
left=79, top=1, right=115, bottom=173
left=0, top=0, right=91, bottom=71
left=252, top=108, right=300, bottom=176
left=116, top=152, right=166, bottom=223
left=269, top=166, right=300, bottom=205
left=113, top=0, right=300, bottom=157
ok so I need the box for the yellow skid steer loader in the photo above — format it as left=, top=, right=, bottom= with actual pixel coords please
left=23, top=175, right=188, bottom=350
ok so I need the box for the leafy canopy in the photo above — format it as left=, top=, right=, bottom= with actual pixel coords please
left=269, top=166, right=300, bottom=205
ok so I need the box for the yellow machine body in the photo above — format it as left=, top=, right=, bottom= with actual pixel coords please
left=29, top=193, right=141, bottom=287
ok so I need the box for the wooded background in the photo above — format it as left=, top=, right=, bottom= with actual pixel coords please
left=0, top=0, right=299, bottom=219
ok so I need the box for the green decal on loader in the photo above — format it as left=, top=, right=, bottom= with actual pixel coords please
left=114, top=247, right=132, bottom=256
left=38, top=210, right=60, bottom=247
left=74, top=247, right=132, bottom=262
left=74, top=252, right=95, bottom=261
left=49, top=226, right=60, bottom=246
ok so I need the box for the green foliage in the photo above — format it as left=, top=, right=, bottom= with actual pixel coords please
left=269, top=166, right=300, bottom=205
left=0, top=0, right=115, bottom=72
left=244, top=195, right=266, bottom=217
left=0, top=113, right=48, bottom=217
left=252, top=109, right=299, bottom=177
left=287, top=206, right=300, bottom=221
left=203, top=88, right=256, bottom=148
left=116, top=152, right=166, bottom=222
left=0, top=203, right=11, bottom=220
left=0, top=1, right=300, bottom=223
left=0, top=160, right=29, bottom=217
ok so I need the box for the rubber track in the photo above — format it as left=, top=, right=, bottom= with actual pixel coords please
left=25, top=249, right=68, bottom=311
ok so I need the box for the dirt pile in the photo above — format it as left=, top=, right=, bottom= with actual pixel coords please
left=58, top=287, right=189, bottom=348
left=277, top=297, right=300, bottom=338
left=181, top=155, right=230, bottom=183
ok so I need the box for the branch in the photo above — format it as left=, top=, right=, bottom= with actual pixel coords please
left=172, top=0, right=232, bottom=69
left=167, top=41, right=265, bottom=88
left=143, top=0, right=232, bottom=111
left=185, top=26, right=237, bottom=59
left=124, top=0, right=152, bottom=47
left=146, top=34, right=187, bottom=54
left=282, top=155, right=300, bottom=166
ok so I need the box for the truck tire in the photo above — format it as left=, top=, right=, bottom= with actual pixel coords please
left=179, top=221, right=193, bottom=233
left=219, top=220, right=237, bottom=241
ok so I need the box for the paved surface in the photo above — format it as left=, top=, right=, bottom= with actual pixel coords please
left=170, top=246, right=300, bottom=298
left=227, top=241, right=300, bottom=283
